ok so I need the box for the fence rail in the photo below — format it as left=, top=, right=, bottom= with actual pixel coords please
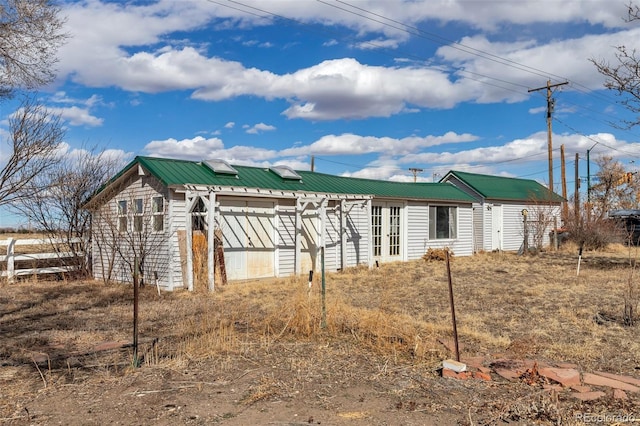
left=0, top=237, right=85, bottom=281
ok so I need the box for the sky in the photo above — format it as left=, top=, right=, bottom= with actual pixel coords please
left=2, top=0, right=640, bottom=227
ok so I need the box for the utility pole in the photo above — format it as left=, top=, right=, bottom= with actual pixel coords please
left=574, top=153, right=580, bottom=226
left=409, top=167, right=423, bottom=182
left=560, top=144, right=568, bottom=222
left=528, top=80, right=569, bottom=192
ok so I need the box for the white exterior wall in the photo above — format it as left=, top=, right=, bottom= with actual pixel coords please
left=168, top=190, right=187, bottom=290
left=403, top=200, right=475, bottom=261
left=344, top=202, right=369, bottom=268
left=92, top=174, right=171, bottom=288
left=324, top=202, right=341, bottom=272
left=407, top=202, right=429, bottom=260
left=276, top=201, right=296, bottom=277
left=501, top=203, right=526, bottom=251
left=472, top=204, right=484, bottom=253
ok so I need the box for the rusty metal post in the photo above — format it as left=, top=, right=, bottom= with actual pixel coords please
left=445, top=250, right=460, bottom=362
left=133, top=256, right=139, bottom=367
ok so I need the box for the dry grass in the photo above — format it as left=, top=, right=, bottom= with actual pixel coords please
left=1, top=245, right=639, bottom=422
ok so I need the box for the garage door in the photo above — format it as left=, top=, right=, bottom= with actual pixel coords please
left=219, top=199, right=275, bottom=281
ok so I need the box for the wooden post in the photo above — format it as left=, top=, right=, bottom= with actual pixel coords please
left=522, top=211, right=529, bottom=254
left=133, top=256, right=139, bottom=367
left=6, top=238, right=15, bottom=283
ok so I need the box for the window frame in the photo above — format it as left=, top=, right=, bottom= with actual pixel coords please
left=429, top=205, right=458, bottom=240
left=133, top=198, right=144, bottom=233
left=117, top=200, right=128, bottom=233
left=152, top=196, right=165, bottom=232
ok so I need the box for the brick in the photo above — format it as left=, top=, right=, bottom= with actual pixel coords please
left=583, top=373, right=640, bottom=393
left=538, top=368, right=581, bottom=387
left=593, top=371, right=640, bottom=387
left=473, top=371, right=492, bottom=381
left=614, top=389, right=628, bottom=400
left=442, top=368, right=471, bottom=380
left=443, top=359, right=467, bottom=372
left=571, top=391, right=606, bottom=401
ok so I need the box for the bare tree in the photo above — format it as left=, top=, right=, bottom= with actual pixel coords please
left=10, top=147, right=123, bottom=275
left=589, top=155, right=639, bottom=219
left=591, top=3, right=640, bottom=128
left=88, top=175, right=171, bottom=286
left=0, top=0, right=67, bottom=98
left=0, top=97, right=65, bottom=206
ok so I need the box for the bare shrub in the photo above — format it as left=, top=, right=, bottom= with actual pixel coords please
left=422, top=248, right=453, bottom=262
left=562, top=214, right=624, bottom=250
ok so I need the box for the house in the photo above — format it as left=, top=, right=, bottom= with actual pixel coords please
left=85, top=156, right=476, bottom=291
left=440, top=170, right=564, bottom=252
left=609, top=210, right=640, bottom=245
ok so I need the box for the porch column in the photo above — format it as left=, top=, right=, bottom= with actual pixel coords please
left=185, top=193, right=197, bottom=291
left=366, top=198, right=373, bottom=269
left=207, top=191, right=216, bottom=292
left=294, top=197, right=302, bottom=275
left=340, top=200, right=347, bottom=270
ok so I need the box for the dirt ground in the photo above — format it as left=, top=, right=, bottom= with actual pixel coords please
left=1, top=249, right=640, bottom=425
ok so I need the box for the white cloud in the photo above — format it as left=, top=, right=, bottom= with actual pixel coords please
left=246, top=122, right=276, bottom=134
left=224, top=122, right=235, bottom=128
left=144, top=135, right=278, bottom=162
left=281, top=131, right=478, bottom=156
left=49, top=106, right=104, bottom=127
left=51, top=1, right=640, bottom=122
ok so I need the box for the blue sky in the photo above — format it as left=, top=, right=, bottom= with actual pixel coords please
left=2, top=0, right=640, bottom=227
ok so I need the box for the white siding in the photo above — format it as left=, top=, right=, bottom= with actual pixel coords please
left=324, top=203, right=340, bottom=272
left=423, top=203, right=474, bottom=257
left=344, top=203, right=369, bottom=267
left=407, top=201, right=429, bottom=260
left=168, top=191, right=187, bottom=290
left=276, top=202, right=296, bottom=276
left=472, top=204, right=484, bottom=253
left=92, top=175, right=171, bottom=289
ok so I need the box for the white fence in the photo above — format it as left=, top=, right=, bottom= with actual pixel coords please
left=0, top=237, right=85, bottom=282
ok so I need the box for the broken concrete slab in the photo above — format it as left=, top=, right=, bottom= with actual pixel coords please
left=494, top=368, right=521, bottom=381
left=583, top=373, right=640, bottom=392
left=593, top=371, right=640, bottom=387
left=614, top=389, right=628, bottom=400
left=570, top=391, right=606, bottom=401
left=538, top=367, right=581, bottom=387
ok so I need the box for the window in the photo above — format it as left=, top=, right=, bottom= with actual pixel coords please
left=388, top=206, right=400, bottom=256
left=372, top=206, right=382, bottom=257
left=117, top=200, right=127, bottom=232
left=429, top=206, right=457, bottom=239
left=152, top=196, right=164, bottom=232
left=133, top=198, right=143, bottom=232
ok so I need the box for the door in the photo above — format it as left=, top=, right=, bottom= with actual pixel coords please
left=372, top=203, right=403, bottom=262
left=219, top=199, right=275, bottom=280
left=491, top=204, right=503, bottom=251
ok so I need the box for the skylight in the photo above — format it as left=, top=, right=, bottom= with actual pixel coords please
left=270, top=165, right=302, bottom=180
left=203, top=159, right=238, bottom=175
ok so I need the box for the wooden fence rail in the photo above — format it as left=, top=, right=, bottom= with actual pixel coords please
left=0, top=237, right=85, bottom=282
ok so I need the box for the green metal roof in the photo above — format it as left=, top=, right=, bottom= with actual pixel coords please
left=105, top=156, right=476, bottom=203
left=445, top=170, right=565, bottom=202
